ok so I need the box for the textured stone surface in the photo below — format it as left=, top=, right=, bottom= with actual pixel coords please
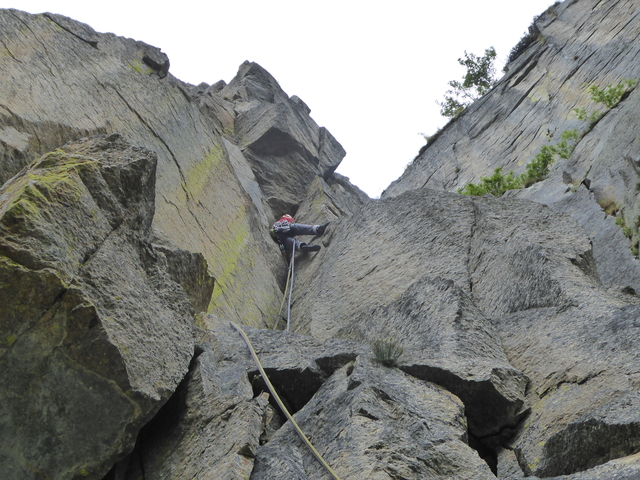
left=500, top=452, right=640, bottom=480
left=292, top=188, right=588, bottom=340
left=116, top=348, right=271, bottom=480
left=290, top=187, right=640, bottom=475
left=0, top=136, right=205, bottom=480
left=251, top=357, right=496, bottom=480
left=294, top=173, right=370, bottom=227
left=204, top=320, right=363, bottom=412
left=222, top=61, right=346, bottom=214
left=114, top=322, right=363, bottom=479
left=383, top=0, right=640, bottom=293
left=0, top=9, right=351, bottom=328
left=495, top=300, right=640, bottom=477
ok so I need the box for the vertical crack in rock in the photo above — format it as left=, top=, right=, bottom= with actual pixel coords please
left=110, top=87, right=191, bottom=201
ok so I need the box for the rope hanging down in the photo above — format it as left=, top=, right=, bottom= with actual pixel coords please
left=273, top=263, right=292, bottom=329
left=286, top=249, right=295, bottom=332
left=273, top=250, right=296, bottom=332
left=230, top=321, right=342, bottom=480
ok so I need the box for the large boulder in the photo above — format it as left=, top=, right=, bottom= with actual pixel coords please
left=495, top=298, right=640, bottom=477
left=251, top=357, right=496, bottom=480
left=0, top=135, right=209, bottom=480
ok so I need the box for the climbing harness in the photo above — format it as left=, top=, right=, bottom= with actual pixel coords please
left=230, top=321, right=342, bottom=480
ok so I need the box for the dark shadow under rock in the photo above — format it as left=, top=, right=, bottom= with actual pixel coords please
left=338, top=276, right=529, bottom=440
left=251, top=357, right=496, bottom=480
left=203, top=319, right=362, bottom=414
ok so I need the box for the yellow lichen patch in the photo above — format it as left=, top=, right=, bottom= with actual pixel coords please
left=126, top=59, right=154, bottom=75
left=0, top=151, right=96, bottom=221
left=185, top=144, right=226, bottom=200
left=157, top=142, right=279, bottom=328
left=207, top=202, right=250, bottom=308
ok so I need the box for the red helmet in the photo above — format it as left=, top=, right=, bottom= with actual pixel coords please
left=279, top=214, right=294, bottom=223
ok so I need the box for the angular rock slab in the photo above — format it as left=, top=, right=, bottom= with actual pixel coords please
left=496, top=301, right=640, bottom=477
left=120, top=321, right=365, bottom=479
left=339, top=275, right=528, bottom=439
left=294, top=173, right=370, bottom=227
left=117, top=348, right=271, bottom=480
left=251, top=357, right=496, bottom=480
left=293, top=190, right=596, bottom=339
left=0, top=136, right=201, bottom=480
left=542, top=452, right=640, bottom=480
left=202, top=319, right=363, bottom=412
left=224, top=61, right=346, bottom=214
left=498, top=452, right=640, bottom=480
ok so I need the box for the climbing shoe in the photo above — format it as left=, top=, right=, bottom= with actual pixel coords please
left=316, top=222, right=330, bottom=235
left=300, top=243, right=321, bottom=252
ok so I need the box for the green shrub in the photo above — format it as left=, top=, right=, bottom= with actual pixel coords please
left=573, top=79, right=636, bottom=123
left=371, top=339, right=404, bottom=368
left=458, top=167, right=519, bottom=196
left=505, top=19, right=541, bottom=68
left=589, top=79, right=636, bottom=108
left=459, top=130, right=579, bottom=196
left=521, top=145, right=556, bottom=187
left=555, top=129, right=580, bottom=159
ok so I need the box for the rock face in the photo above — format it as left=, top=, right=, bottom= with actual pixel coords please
left=0, top=135, right=211, bottom=479
left=0, top=8, right=347, bottom=327
left=383, top=0, right=640, bottom=294
left=251, top=357, right=496, bottom=480
left=2, top=2, right=640, bottom=480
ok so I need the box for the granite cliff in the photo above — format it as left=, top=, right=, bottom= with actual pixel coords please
left=1, top=1, right=639, bottom=479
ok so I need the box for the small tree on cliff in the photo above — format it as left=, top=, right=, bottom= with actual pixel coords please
left=438, top=47, right=498, bottom=118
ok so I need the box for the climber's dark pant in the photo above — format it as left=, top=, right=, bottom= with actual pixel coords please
left=278, top=223, right=317, bottom=253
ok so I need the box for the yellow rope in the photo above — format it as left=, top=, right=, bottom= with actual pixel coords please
left=229, top=321, right=342, bottom=480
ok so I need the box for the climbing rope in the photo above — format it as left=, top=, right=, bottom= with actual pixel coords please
left=286, top=247, right=295, bottom=332
left=230, top=321, right=342, bottom=480
left=273, top=246, right=297, bottom=331
left=273, top=263, right=292, bottom=329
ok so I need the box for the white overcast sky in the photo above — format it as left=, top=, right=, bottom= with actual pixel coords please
left=6, top=1, right=557, bottom=197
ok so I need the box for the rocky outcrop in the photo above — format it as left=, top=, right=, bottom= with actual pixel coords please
left=220, top=61, right=346, bottom=214
left=0, top=8, right=350, bottom=328
left=383, top=0, right=640, bottom=294
left=110, top=321, right=360, bottom=479
left=0, top=135, right=211, bottom=480
left=251, top=357, right=496, bottom=480
left=290, top=187, right=640, bottom=477
left=2, top=2, right=640, bottom=479
left=495, top=298, right=640, bottom=477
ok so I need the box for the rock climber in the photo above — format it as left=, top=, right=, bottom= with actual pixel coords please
left=270, top=214, right=329, bottom=262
